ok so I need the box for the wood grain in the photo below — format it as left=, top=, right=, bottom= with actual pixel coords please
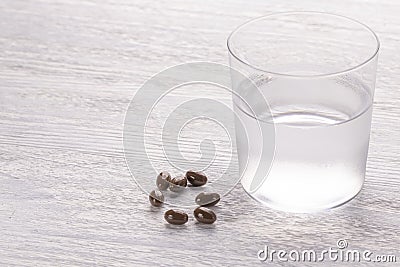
left=0, top=0, right=399, bottom=266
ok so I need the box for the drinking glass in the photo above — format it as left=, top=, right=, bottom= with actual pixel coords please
left=228, top=12, right=380, bottom=212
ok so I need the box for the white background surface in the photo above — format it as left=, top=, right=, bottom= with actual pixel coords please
left=0, top=0, right=399, bottom=266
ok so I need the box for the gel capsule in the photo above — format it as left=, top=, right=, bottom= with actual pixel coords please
left=156, top=171, right=171, bottom=191
left=169, top=175, right=187, bottom=192
left=149, top=189, right=164, bottom=207
left=186, top=171, right=208, bottom=187
left=164, top=209, right=188, bottom=225
left=195, top=192, right=220, bottom=207
left=194, top=207, right=216, bottom=224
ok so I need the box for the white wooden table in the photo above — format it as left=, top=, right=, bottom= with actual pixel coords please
left=1, top=0, right=399, bottom=266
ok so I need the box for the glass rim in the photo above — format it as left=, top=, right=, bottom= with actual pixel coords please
left=227, top=11, right=380, bottom=78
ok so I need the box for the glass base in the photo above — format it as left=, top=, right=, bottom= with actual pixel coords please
left=242, top=181, right=364, bottom=213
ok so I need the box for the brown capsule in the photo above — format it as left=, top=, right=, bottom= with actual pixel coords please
left=186, top=171, right=208, bottom=187
left=156, top=171, right=171, bottom=191
left=164, top=209, right=188, bottom=225
left=195, top=192, right=220, bottom=207
left=149, top=189, right=164, bottom=207
left=194, top=207, right=216, bottom=224
left=169, top=175, right=187, bottom=192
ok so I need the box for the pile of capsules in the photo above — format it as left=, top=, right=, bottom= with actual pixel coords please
left=149, top=171, right=220, bottom=225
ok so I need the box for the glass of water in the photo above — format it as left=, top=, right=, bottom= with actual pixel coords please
left=228, top=12, right=380, bottom=212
